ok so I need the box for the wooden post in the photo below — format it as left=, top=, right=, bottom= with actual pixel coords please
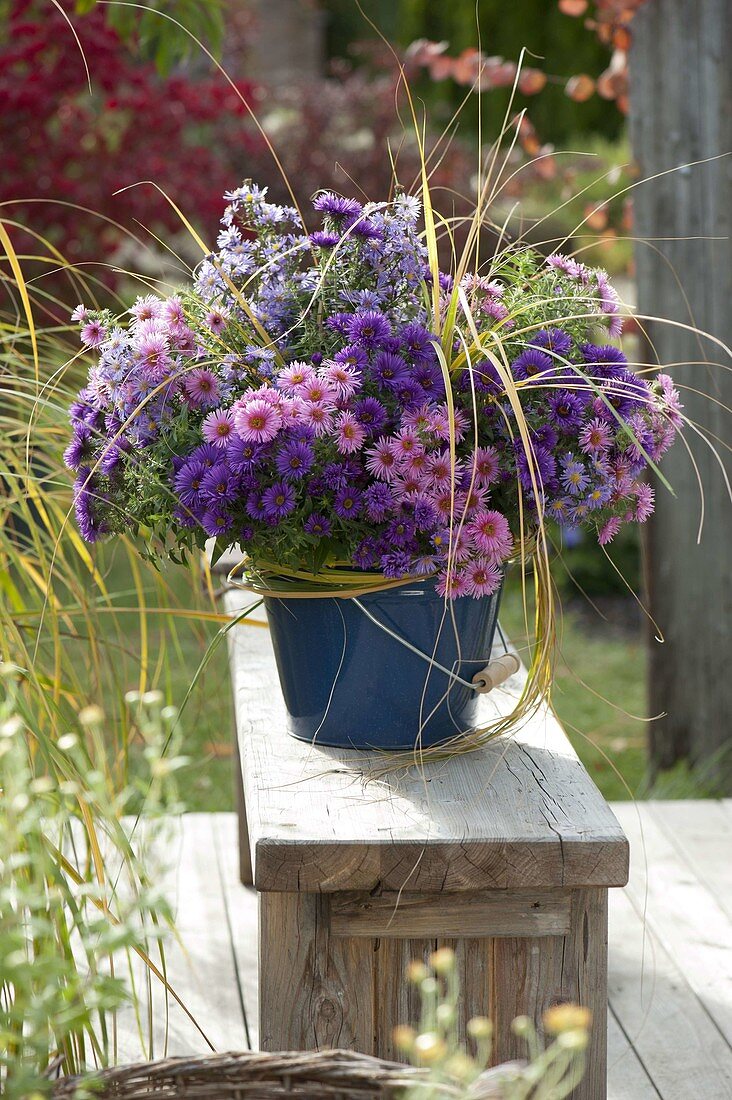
left=629, top=0, right=732, bottom=788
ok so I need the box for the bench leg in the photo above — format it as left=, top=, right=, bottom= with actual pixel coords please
left=234, top=748, right=253, bottom=886
left=259, top=892, right=375, bottom=1052
left=490, top=888, right=608, bottom=1100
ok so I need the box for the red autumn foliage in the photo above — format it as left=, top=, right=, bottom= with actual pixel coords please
left=0, top=0, right=264, bottom=279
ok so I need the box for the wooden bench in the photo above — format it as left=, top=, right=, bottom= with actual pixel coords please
left=221, top=584, right=629, bottom=1099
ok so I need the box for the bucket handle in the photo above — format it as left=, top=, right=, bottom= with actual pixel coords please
left=350, top=598, right=520, bottom=694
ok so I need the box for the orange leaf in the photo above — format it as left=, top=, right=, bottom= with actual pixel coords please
left=558, top=0, right=588, bottom=14
left=565, top=73, right=595, bottom=102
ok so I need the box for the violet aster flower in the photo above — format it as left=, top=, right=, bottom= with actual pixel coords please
left=353, top=396, right=387, bottom=434
left=313, top=192, right=363, bottom=220
left=364, top=482, right=394, bottom=522
left=347, top=310, right=391, bottom=349
left=371, top=350, right=409, bottom=389
left=202, top=462, right=237, bottom=503
left=548, top=391, right=585, bottom=431
left=174, top=460, right=208, bottom=507
left=381, top=551, right=413, bottom=579
left=530, top=328, right=572, bottom=357
left=333, top=486, right=361, bottom=518
left=304, top=513, right=331, bottom=537
left=334, top=344, right=369, bottom=371
left=275, top=439, right=314, bottom=480
left=512, top=348, right=554, bottom=383
left=201, top=505, right=234, bottom=537
left=400, top=322, right=435, bottom=365
left=310, top=231, right=341, bottom=248
left=202, top=408, right=236, bottom=447
left=262, top=481, right=296, bottom=520
left=63, top=425, right=96, bottom=470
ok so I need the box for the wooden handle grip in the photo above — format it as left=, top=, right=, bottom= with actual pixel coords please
left=471, top=653, right=521, bottom=694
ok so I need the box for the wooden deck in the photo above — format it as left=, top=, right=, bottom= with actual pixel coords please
left=109, top=801, right=732, bottom=1097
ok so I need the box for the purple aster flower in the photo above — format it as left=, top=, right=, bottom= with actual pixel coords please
left=512, top=348, right=553, bottom=382
left=246, top=490, right=267, bottom=521
left=412, top=362, right=445, bottom=399
left=585, top=483, right=613, bottom=511
left=598, top=515, right=623, bottom=545
left=325, top=312, right=353, bottom=336
left=347, top=310, right=391, bottom=349
left=400, top=322, right=435, bottom=365
left=313, top=192, right=363, bottom=220
left=191, top=442, right=223, bottom=468
left=333, top=486, right=361, bottom=518
left=548, top=390, right=585, bottom=431
left=174, top=459, right=207, bottom=507
left=63, top=425, right=96, bottom=470
left=546, top=496, right=574, bottom=524
left=310, top=231, right=341, bottom=248
left=99, top=440, right=128, bottom=475
left=579, top=417, right=613, bottom=454
left=349, top=218, right=383, bottom=241
left=413, top=497, right=439, bottom=531
left=262, top=481, right=296, bottom=520
left=202, top=462, right=237, bottom=503
left=393, top=378, right=426, bottom=408
left=352, top=538, right=379, bottom=570
left=581, top=343, right=628, bottom=380
left=384, top=516, right=416, bottom=548
left=370, top=350, right=408, bottom=389
left=364, top=482, right=394, bottom=522
left=516, top=445, right=557, bottom=494
left=135, top=332, right=170, bottom=379
left=275, top=439, right=314, bottom=480
left=333, top=344, right=369, bottom=371
left=73, top=469, right=107, bottom=543
left=353, top=396, right=388, bottom=434
left=533, top=424, right=559, bottom=451
left=303, top=513, right=332, bottom=537
left=201, top=505, right=234, bottom=537
left=380, top=551, right=413, bottom=579
left=530, top=328, right=573, bottom=357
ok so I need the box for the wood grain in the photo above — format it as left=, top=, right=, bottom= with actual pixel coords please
left=630, top=0, right=732, bottom=785
left=330, top=888, right=571, bottom=938
left=258, top=891, right=375, bottom=1053
left=223, top=589, right=628, bottom=894
left=490, top=889, right=608, bottom=1100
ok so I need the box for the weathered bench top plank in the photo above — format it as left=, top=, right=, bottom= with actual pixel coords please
left=223, top=588, right=628, bottom=893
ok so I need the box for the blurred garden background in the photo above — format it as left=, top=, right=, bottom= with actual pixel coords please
left=1, top=0, right=726, bottom=828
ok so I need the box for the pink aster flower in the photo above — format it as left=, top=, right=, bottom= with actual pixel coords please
left=277, top=362, right=315, bottom=394
left=300, top=378, right=337, bottom=405
left=402, top=403, right=435, bottom=433
left=657, top=372, right=684, bottom=428
left=71, top=304, right=88, bottom=323
left=579, top=417, right=613, bottom=454
left=130, top=295, right=164, bottom=324
left=302, top=401, right=334, bottom=436
left=470, top=446, right=501, bottom=488
left=465, top=557, right=502, bottom=598
left=206, top=308, right=229, bottom=334
left=405, top=450, right=430, bottom=478
left=392, top=473, right=429, bottom=499
left=468, top=510, right=514, bottom=562
left=430, top=404, right=468, bottom=442
left=321, top=361, right=361, bottom=399
left=390, top=428, right=422, bottom=462
left=183, top=368, right=220, bottom=408
left=632, top=481, right=655, bottom=522
left=163, top=296, right=186, bottom=328
left=233, top=397, right=282, bottom=442
left=136, top=333, right=170, bottom=379
left=365, top=438, right=398, bottom=481
left=598, top=516, right=622, bottom=545
left=546, top=253, right=584, bottom=279
left=427, top=453, right=455, bottom=489
left=334, top=411, right=365, bottom=454
left=278, top=396, right=307, bottom=426
left=436, top=568, right=469, bottom=599
left=80, top=320, right=106, bottom=347
left=202, top=408, right=236, bottom=447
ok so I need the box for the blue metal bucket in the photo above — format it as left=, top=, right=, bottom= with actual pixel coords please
left=264, top=580, right=503, bottom=750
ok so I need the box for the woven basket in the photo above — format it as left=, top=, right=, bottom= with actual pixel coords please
left=51, top=1048, right=519, bottom=1099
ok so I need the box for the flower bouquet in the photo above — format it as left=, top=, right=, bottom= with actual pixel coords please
left=65, top=181, right=682, bottom=750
